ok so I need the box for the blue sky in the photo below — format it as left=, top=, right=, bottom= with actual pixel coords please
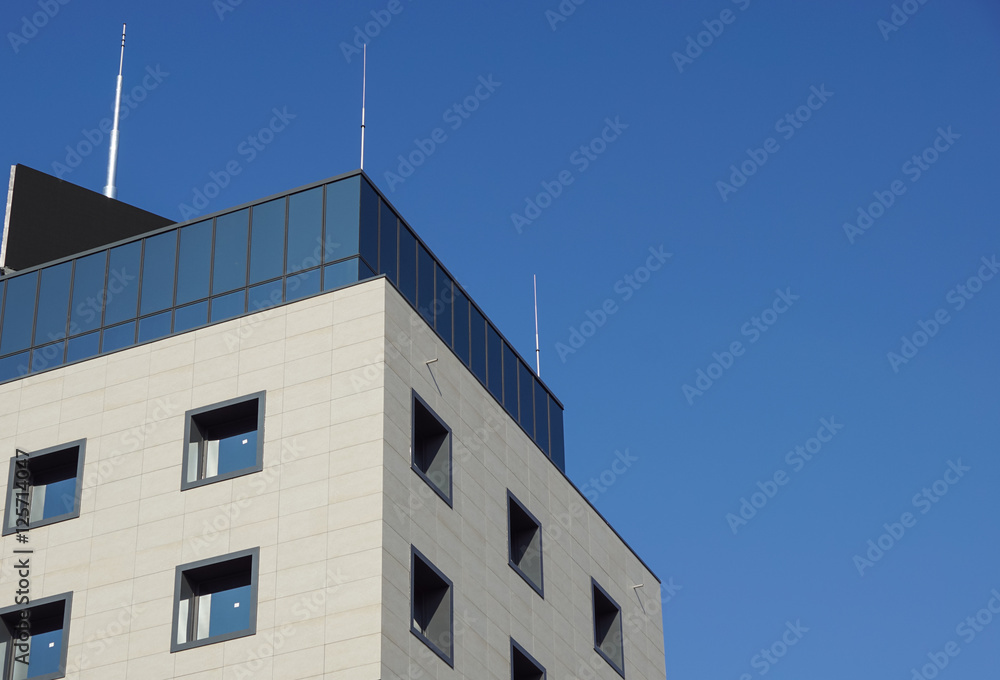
left=2, top=0, right=999, bottom=678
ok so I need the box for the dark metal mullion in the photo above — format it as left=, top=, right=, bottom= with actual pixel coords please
left=133, top=238, right=146, bottom=345
left=169, top=228, right=181, bottom=333
left=319, top=184, right=327, bottom=290
left=207, top=219, right=218, bottom=316
left=26, top=271, right=42, bottom=372
left=61, top=259, right=76, bottom=364
left=281, top=199, right=289, bottom=301
left=242, top=212, right=250, bottom=315
left=97, top=251, right=110, bottom=351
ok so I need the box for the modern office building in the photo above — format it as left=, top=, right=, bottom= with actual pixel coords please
left=0, top=165, right=666, bottom=679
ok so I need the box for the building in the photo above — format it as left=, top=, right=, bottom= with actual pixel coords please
left=0, top=165, right=667, bottom=679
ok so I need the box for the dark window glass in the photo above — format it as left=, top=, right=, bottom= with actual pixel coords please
left=177, top=220, right=212, bottom=304
left=359, top=179, right=379, bottom=271
left=325, top=176, right=360, bottom=262
left=534, top=379, right=549, bottom=455
left=469, top=305, right=486, bottom=384
left=138, top=311, right=172, bottom=343
left=360, top=259, right=376, bottom=280
left=0, top=352, right=28, bottom=382
left=593, top=581, right=625, bottom=675
left=33, top=262, right=72, bottom=345
left=411, top=548, right=454, bottom=665
left=452, top=288, right=470, bottom=366
left=379, top=201, right=398, bottom=284
left=249, top=198, right=285, bottom=284
left=1, top=272, right=38, bottom=355
left=508, top=493, right=544, bottom=597
left=397, top=226, right=417, bottom=305
left=549, top=397, right=565, bottom=471
left=174, top=302, right=209, bottom=333
left=417, top=244, right=435, bottom=327
left=435, top=265, right=453, bottom=346
left=503, top=341, right=518, bottom=414
left=102, top=322, right=135, bottom=353
left=104, top=241, right=141, bottom=326
left=248, top=280, right=283, bottom=312
left=31, top=342, right=64, bottom=372
left=66, top=332, right=100, bottom=363
left=286, top=268, right=320, bottom=302
left=212, top=209, right=249, bottom=295
left=140, top=230, right=178, bottom=315
left=486, top=325, right=502, bottom=401
left=518, top=361, right=534, bottom=438
left=0, top=596, right=71, bottom=678
left=287, top=188, right=323, bottom=273
left=211, top=291, right=245, bottom=322
left=69, top=251, right=107, bottom=335
left=173, top=549, right=258, bottom=651
left=412, top=394, right=452, bottom=505
left=2, top=441, right=84, bottom=535
left=323, top=258, right=361, bottom=291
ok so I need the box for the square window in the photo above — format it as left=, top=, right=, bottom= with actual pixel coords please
left=511, top=638, right=546, bottom=680
left=592, top=580, right=625, bottom=677
left=0, top=592, right=73, bottom=680
left=182, top=393, right=265, bottom=490
left=410, top=547, right=454, bottom=667
left=507, top=491, right=543, bottom=597
left=411, top=392, right=452, bottom=506
left=171, top=548, right=259, bottom=652
left=2, top=441, right=85, bottom=536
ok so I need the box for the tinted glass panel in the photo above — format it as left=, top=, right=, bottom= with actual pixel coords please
left=177, top=220, right=212, bottom=304
left=138, top=311, right=172, bottom=343
left=469, top=305, right=486, bottom=384
left=397, top=226, right=417, bottom=305
left=1, top=272, right=38, bottom=354
left=174, top=301, right=209, bottom=333
left=360, top=260, right=376, bottom=280
left=417, top=244, right=434, bottom=327
left=325, top=176, right=360, bottom=262
left=248, top=279, right=283, bottom=312
left=518, top=361, right=534, bottom=438
left=534, top=378, right=549, bottom=454
left=379, top=201, right=397, bottom=283
left=452, top=288, right=470, bottom=366
left=0, top=352, right=29, bottom=382
left=212, top=209, right=249, bottom=294
left=502, top=342, right=518, bottom=414
left=140, top=230, right=178, bottom=315
left=31, top=342, right=64, bottom=372
left=102, top=322, right=135, bottom=353
left=549, top=397, right=565, bottom=470
left=41, top=475, right=75, bottom=519
left=33, top=262, right=72, bottom=344
left=249, top=198, right=285, bottom=284
left=287, top=188, right=323, bottom=272
left=217, top=430, right=258, bottom=476
left=323, top=259, right=361, bottom=291
left=207, top=584, right=252, bottom=637
left=104, top=241, right=141, bottom=325
left=25, top=627, right=62, bottom=677
left=286, top=268, right=320, bottom=302
left=359, top=179, right=379, bottom=271
left=69, top=251, right=107, bottom=335
left=66, top=331, right=100, bottom=363
left=486, top=325, right=502, bottom=401
left=435, top=265, right=453, bottom=345
left=211, top=290, right=245, bottom=322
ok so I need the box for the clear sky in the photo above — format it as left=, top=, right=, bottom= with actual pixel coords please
left=2, top=0, right=999, bottom=678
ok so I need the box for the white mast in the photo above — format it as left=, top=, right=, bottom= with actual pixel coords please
left=534, top=274, right=541, bottom=376
left=103, top=23, right=126, bottom=199
left=360, top=44, right=367, bottom=170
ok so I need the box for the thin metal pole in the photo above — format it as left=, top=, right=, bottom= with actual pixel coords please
left=360, top=44, right=366, bottom=170
left=103, top=23, right=126, bottom=199
left=534, top=274, right=540, bottom=376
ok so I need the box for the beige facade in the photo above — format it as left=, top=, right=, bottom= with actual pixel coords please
left=0, top=277, right=665, bottom=679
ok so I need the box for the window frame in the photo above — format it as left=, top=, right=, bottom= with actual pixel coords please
left=591, top=578, right=626, bottom=677
left=507, top=490, right=544, bottom=598
left=410, top=390, right=453, bottom=507
left=170, top=547, right=260, bottom=653
left=410, top=546, right=454, bottom=667
left=180, top=392, right=266, bottom=491
left=0, top=591, right=73, bottom=680
left=2, top=440, right=86, bottom=536
left=510, top=637, right=546, bottom=680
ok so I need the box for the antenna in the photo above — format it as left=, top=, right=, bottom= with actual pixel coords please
left=534, top=274, right=541, bottom=376
left=103, top=23, right=126, bottom=199
left=360, top=43, right=367, bottom=170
